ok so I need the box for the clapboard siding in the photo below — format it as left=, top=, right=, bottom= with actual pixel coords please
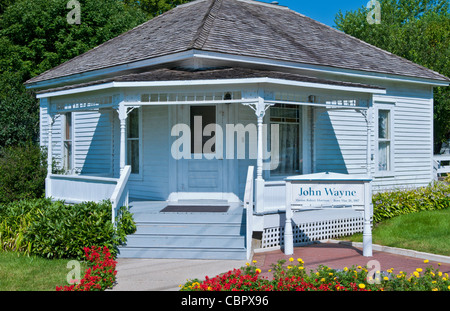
left=128, top=105, right=170, bottom=200
left=236, top=103, right=258, bottom=200
left=371, top=87, right=434, bottom=191
left=74, top=111, right=112, bottom=176
left=313, top=108, right=368, bottom=176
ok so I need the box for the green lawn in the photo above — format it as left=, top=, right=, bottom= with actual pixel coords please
left=343, top=208, right=450, bottom=256
left=0, top=251, right=82, bottom=291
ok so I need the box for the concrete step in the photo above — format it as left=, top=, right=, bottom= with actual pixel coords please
left=124, top=234, right=245, bottom=248
left=134, top=222, right=245, bottom=236
left=117, top=246, right=247, bottom=260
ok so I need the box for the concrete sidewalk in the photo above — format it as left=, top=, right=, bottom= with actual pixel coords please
left=110, top=258, right=247, bottom=291
left=110, top=241, right=450, bottom=291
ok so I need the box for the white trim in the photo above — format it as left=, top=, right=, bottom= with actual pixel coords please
left=27, top=50, right=196, bottom=90
left=28, top=50, right=449, bottom=92
left=36, top=77, right=386, bottom=99
left=374, top=102, right=396, bottom=177
left=192, top=50, right=450, bottom=87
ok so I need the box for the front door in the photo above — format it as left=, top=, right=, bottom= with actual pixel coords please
left=176, top=105, right=226, bottom=199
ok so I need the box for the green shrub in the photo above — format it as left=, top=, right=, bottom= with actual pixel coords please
left=372, top=182, right=450, bottom=223
left=0, top=198, right=49, bottom=254
left=0, top=198, right=136, bottom=259
left=0, top=142, right=47, bottom=204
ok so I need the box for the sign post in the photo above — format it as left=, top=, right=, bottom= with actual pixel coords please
left=284, top=172, right=372, bottom=256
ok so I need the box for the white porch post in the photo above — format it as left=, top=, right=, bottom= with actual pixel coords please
left=254, top=97, right=268, bottom=214
left=117, top=103, right=127, bottom=174
left=46, top=113, right=56, bottom=198
left=363, top=107, right=373, bottom=257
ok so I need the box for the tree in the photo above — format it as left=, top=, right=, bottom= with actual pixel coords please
left=335, top=0, right=450, bottom=153
left=122, top=0, right=193, bottom=18
left=0, top=0, right=148, bottom=147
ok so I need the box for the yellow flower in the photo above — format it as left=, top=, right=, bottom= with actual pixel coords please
left=287, top=265, right=292, bottom=269
left=432, top=288, right=438, bottom=291
left=320, top=278, right=326, bottom=282
left=289, top=257, right=294, bottom=262
left=246, top=262, right=250, bottom=266
left=298, top=266, right=304, bottom=270
left=329, top=273, right=333, bottom=276
left=358, top=284, right=365, bottom=289
left=344, top=267, right=348, bottom=272
left=268, top=269, right=272, bottom=272
left=413, top=271, right=420, bottom=278
left=448, top=285, right=450, bottom=290
left=387, top=269, right=393, bottom=274
left=357, top=266, right=362, bottom=269
left=255, top=268, right=261, bottom=274
left=383, top=277, right=389, bottom=281
left=416, top=268, right=423, bottom=273
left=252, top=260, right=257, bottom=264
left=297, top=258, right=304, bottom=263
left=424, top=259, right=429, bottom=264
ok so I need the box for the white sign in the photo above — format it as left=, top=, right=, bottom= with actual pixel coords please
left=290, top=182, right=365, bottom=207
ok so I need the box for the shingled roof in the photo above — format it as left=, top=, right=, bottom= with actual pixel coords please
left=25, top=0, right=449, bottom=86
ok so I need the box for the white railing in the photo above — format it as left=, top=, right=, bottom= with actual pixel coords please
left=47, top=174, right=118, bottom=203
left=433, top=154, right=450, bottom=180
left=110, top=166, right=131, bottom=224
left=243, top=166, right=255, bottom=261
left=46, top=165, right=131, bottom=224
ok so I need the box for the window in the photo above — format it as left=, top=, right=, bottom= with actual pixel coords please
left=376, top=108, right=393, bottom=174
left=127, top=108, right=140, bottom=174
left=63, top=112, right=73, bottom=171
left=190, top=106, right=216, bottom=154
left=270, top=104, right=302, bottom=176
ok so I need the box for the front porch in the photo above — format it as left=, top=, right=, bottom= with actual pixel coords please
left=39, top=67, right=381, bottom=260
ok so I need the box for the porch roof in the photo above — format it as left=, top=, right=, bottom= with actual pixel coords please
left=37, top=67, right=385, bottom=98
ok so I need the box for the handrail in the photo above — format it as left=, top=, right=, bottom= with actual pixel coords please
left=110, top=165, right=131, bottom=224
left=244, top=166, right=255, bottom=260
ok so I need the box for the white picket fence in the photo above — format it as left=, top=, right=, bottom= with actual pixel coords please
left=433, top=154, right=450, bottom=180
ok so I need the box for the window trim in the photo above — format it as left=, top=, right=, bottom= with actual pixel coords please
left=266, top=103, right=303, bottom=180
left=62, top=112, right=74, bottom=173
left=374, top=103, right=395, bottom=177
left=126, top=107, right=143, bottom=179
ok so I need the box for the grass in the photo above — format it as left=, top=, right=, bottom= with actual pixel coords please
left=342, top=208, right=450, bottom=256
left=0, top=251, right=83, bottom=291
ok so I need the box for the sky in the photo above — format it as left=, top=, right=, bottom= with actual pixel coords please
left=258, top=0, right=369, bottom=27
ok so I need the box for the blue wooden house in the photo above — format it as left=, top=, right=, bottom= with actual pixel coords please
left=25, top=0, right=449, bottom=259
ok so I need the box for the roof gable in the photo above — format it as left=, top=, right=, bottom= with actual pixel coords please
left=25, top=0, right=449, bottom=86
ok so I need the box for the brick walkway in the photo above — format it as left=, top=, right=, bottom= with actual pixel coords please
left=252, top=242, right=450, bottom=279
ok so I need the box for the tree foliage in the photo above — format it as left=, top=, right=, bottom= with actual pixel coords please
left=335, top=0, right=450, bottom=152
left=0, top=0, right=149, bottom=148
left=122, top=0, right=193, bottom=18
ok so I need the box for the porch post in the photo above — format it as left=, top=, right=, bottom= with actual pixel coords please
left=254, top=97, right=267, bottom=214
left=46, top=113, right=56, bottom=198
left=117, top=103, right=127, bottom=173
left=363, top=107, right=373, bottom=257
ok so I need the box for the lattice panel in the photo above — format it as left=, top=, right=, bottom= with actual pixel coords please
left=261, top=217, right=365, bottom=249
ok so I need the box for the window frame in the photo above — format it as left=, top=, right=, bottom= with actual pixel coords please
left=374, top=103, right=395, bottom=177
left=126, top=107, right=143, bottom=179
left=266, top=103, right=303, bottom=180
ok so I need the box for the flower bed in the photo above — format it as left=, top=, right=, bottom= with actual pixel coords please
left=181, top=258, right=450, bottom=291
left=56, top=246, right=117, bottom=291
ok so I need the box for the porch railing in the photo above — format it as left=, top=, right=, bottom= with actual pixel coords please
left=433, top=154, right=450, bottom=180
left=110, top=166, right=131, bottom=223
left=244, top=166, right=255, bottom=261
left=46, top=165, right=131, bottom=224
